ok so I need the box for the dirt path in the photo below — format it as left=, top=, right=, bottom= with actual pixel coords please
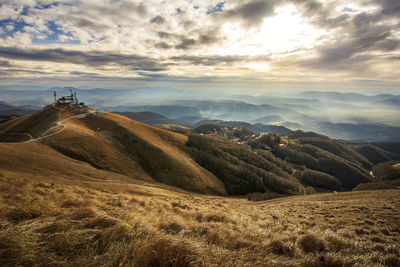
left=24, top=105, right=95, bottom=143
left=0, top=104, right=95, bottom=143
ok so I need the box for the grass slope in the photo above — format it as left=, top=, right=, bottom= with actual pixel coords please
left=0, top=176, right=399, bottom=266
left=0, top=105, right=226, bottom=195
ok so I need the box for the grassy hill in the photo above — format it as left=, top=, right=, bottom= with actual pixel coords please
left=114, top=111, right=193, bottom=128
left=0, top=105, right=226, bottom=195
left=1, top=106, right=394, bottom=198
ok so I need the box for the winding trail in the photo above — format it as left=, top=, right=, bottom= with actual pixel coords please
left=1, top=104, right=95, bottom=143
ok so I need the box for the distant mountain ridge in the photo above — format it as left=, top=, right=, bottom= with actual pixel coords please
left=2, top=87, right=400, bottom=142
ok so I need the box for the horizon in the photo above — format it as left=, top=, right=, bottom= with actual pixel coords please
left=0, top=0, right=399, bottom=93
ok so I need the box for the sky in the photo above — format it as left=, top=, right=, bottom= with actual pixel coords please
left=0, top=0, right=399, bottom=93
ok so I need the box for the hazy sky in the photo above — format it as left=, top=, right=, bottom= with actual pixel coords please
left=0, top=0, right=399, bottom=92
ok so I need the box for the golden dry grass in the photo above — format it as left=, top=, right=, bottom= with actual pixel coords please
left=1, top=175, right=399, bottom=266
left=0, top=107, right=225, bottom=197
left=0, top=105, right=225, bottom=195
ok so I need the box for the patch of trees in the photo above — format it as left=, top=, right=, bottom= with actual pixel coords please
left=354, top=144, right=394, bottom=165
left=273, top=143, right=372, bottom=189
left=298, top=137, right=372, bottom=169
left=301, top=169, right=342, bottom=191
left=371, top=142, right=400, bottom=158
left=248, top=134, right=281, bottom=150
left=187, top=134, right=303, bottom=195
left=373, top=162, right=400, bottom=181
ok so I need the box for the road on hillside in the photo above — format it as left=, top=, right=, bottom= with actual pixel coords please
left=0, top=104, right=95, bottom=143
left=24, top=104, right=96, bottom=143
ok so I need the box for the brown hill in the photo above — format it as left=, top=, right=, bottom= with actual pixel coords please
left=0, top=105, right=226, bottom=195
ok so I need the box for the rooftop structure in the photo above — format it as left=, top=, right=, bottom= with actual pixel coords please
left=54, top=89, right=79, bottom=105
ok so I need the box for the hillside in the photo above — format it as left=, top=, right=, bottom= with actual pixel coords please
left=114, top=111, right=193, bottom=128
left=2, top=105, right=399, bottom=199
left=1, top=176, right=399, bottom=266
left=0, top=104, right=226, bottom=195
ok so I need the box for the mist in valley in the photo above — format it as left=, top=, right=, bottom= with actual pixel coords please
left=1, top=87, right=400, bottom=142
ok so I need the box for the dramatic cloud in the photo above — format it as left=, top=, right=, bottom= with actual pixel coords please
left=171, top=55, right=249, bottom=66
left=0, top=0, right=399, bottom=91
left=0, top=46, right=166, bottom=71
left=221, top=0, right=278, bottom=27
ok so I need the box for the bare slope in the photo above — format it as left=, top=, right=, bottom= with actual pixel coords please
left=0, top=105, right=227, bottom=195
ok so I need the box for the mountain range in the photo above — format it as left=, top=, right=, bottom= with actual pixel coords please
left=1, top=87, right=400, bottom=142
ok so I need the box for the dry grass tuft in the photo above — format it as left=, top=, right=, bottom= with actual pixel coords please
left=123, top=236, right=202, bottom=267
left=194, top=212, right=230, bottom=223
left=325, top=234, right=351, bottom=252
left=159, top=221, right=185, bottom=235
left=35, top=182, right=50, bottom=188
left=0, top=232, right=23, bottom=265
left=71, top=207, right=97, bottom=220
left=385, top=255, right=400, bottom=267
left=61, top=198, right=85, bottom=208
left=298, top=233, right=325, bottom=253
left=85, top=215, right=119, bottom=229
left=44, top=230, right=99, bottom=257
left=324, top=255, right=345, bottom=267
left=94, top=223, right=133, bottom=255
left=268, top=239, right=295, bottom=256
left=301, top=254, right=345, bottom=267
left=38, top=220, right=70, bottom=234
left=5, top=204, right=55, bottom=223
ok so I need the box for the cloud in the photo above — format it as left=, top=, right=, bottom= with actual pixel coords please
left=0, top=0, right=399, bottom=84
left=0, top=60, right=12, bottom=67
left=216, top=0, right=278, bottom=27
left=368, top=0, right=400, bottom=16
left=170, top=55, right=248, bottom=66
left=156, top=27, right=223, bottom=50
left=0, top=46, right=166, bottom=71
left=293, top=0, right=400, bottom=75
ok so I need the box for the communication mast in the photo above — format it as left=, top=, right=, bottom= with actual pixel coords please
left=54, top=89, right=80, bottom=106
